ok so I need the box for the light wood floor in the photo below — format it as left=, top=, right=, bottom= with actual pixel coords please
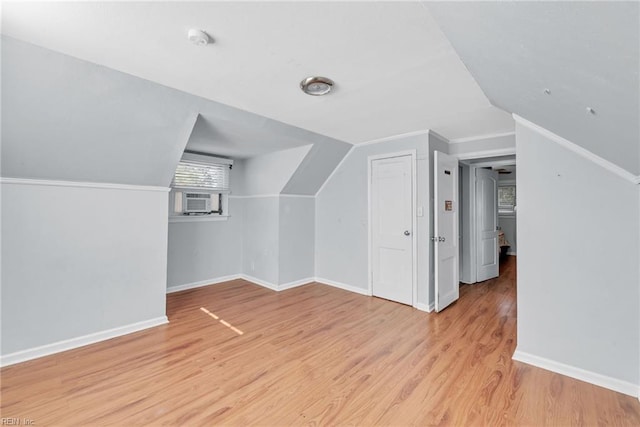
left=2, top=257, right=639, bottom=425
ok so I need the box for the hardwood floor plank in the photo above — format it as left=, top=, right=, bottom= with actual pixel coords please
left=2, top=257, right=639, bottom=425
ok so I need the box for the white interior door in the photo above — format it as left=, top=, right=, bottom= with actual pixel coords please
left=434, top=151, right=459, bottom=312
left=475, top=168, right=499, bottom=282
left=371, top=155, right=413, bottom=305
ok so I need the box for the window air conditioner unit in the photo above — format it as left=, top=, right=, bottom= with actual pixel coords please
left=183, top=193, right=211, bottom=213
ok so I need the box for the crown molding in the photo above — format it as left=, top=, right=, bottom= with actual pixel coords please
left=449, top=131, right=515, bottom=144
left=354, top=129, right=431, bottom=147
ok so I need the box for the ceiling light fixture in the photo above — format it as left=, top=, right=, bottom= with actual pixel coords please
left=188, top=29, right=210, bottom=46
left=300, top=76, right=334, bottom=96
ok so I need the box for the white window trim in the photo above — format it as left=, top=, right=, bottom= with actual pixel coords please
left=169, top=215, right=229, bottom=223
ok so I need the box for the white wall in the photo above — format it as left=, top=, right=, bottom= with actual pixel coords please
left=316, top=133, right=432, bottom=307
left=1, top=181, right=168, bottom=356
left=515, top=122, right=639, bottom=391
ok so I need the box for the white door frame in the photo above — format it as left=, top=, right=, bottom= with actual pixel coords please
left=367, top=150, right=418, bottom=307
left=459, top=158, right=516, bottom=284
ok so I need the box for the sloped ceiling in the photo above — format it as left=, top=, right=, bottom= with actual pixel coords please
left=186, top=114, right=316, bottom=159
left=1, top=37, right=197, bottom=186
left=1, top=1, right=514, bottom=144
left=426, top=1, right=640, bottom=175
left=1, top=37, right=349, bottom=186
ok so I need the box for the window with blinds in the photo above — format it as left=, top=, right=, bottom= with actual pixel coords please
left=172, top=160, right=230, bottom=192
left=498, top=185, right=516, bottom=214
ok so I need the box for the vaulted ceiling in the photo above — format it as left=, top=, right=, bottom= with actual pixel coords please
left=1, top=1, right=514, bottom=146
left=426, top=1, right=640, bottom=175
left=3, top=1, right=637, bottom=176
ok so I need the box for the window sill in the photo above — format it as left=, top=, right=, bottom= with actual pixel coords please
left=169, top=215, right=230, bottom=223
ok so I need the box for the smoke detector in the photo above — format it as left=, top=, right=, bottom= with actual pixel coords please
left=188, top=29, right=210, bottom=46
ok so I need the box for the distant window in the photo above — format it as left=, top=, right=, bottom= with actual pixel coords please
left=498, top=185, right=516, bottom=215
left=171, top=157, right=231, bottom=217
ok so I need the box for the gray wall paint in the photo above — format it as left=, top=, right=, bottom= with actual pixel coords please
left=1, top=183, right=168, bottom=355
left=459, top=163, right=474, bottom=283
left=168, top=195, right=315, bottom=288
left=283, top=140, right=352, bottom=195
left=316, top=133, right=432, bottom=306
left=1, top=37, right=196, bottom=187
left=427, top=2, right=639, bottom=174
left=279, top=197, right=315, bottom=284
left=516, top=122, right=639, bottom=386
left=242, top=146, right=312, bottom=196
left=498, top=215, right=516, bottom=255
left=2, top=37, right=349, bottom=188
left=242, top=197, right=280, bottom=284
left=186, top=113, right=315, bottom=159
left=166, top=198, right=244, bottom=289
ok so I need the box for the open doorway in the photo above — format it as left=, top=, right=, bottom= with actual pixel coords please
left=459, top=155, right=516, bottom=284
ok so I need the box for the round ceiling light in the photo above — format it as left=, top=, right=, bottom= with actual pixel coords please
left=300, top=76, right=334, bottom=96
left=188, top=29, right=210, bottom=46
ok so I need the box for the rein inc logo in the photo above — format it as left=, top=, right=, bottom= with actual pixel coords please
left=1, top=419, right=34, bottom=425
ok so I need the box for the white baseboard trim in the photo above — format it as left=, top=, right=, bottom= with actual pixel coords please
left=513, top=349, right=639, bottom=398
left=169, top=274, right=314, bottom=295
left=278, top=277, right=315, bottom=291
left=0, top=316, right=168, bottom=367
left=239, top=274, right=279, bottom=291
left=315, top=277, right=371, bottom=296
left=167, top=274, right=242, bottom=294
left=414, top=302, right=433, bottom=312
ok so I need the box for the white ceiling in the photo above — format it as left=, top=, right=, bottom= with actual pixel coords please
left=1, top=1, right=514, bottom=145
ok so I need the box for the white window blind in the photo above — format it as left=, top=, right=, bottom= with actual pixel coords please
left=172, top=160, right=230, bottom=192
left=498, top=185, right=516, bottom=214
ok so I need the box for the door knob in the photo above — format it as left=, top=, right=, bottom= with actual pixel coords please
left=439, top=237, right=446, bottom=242
left=404, top=230, right=411, bottom=236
